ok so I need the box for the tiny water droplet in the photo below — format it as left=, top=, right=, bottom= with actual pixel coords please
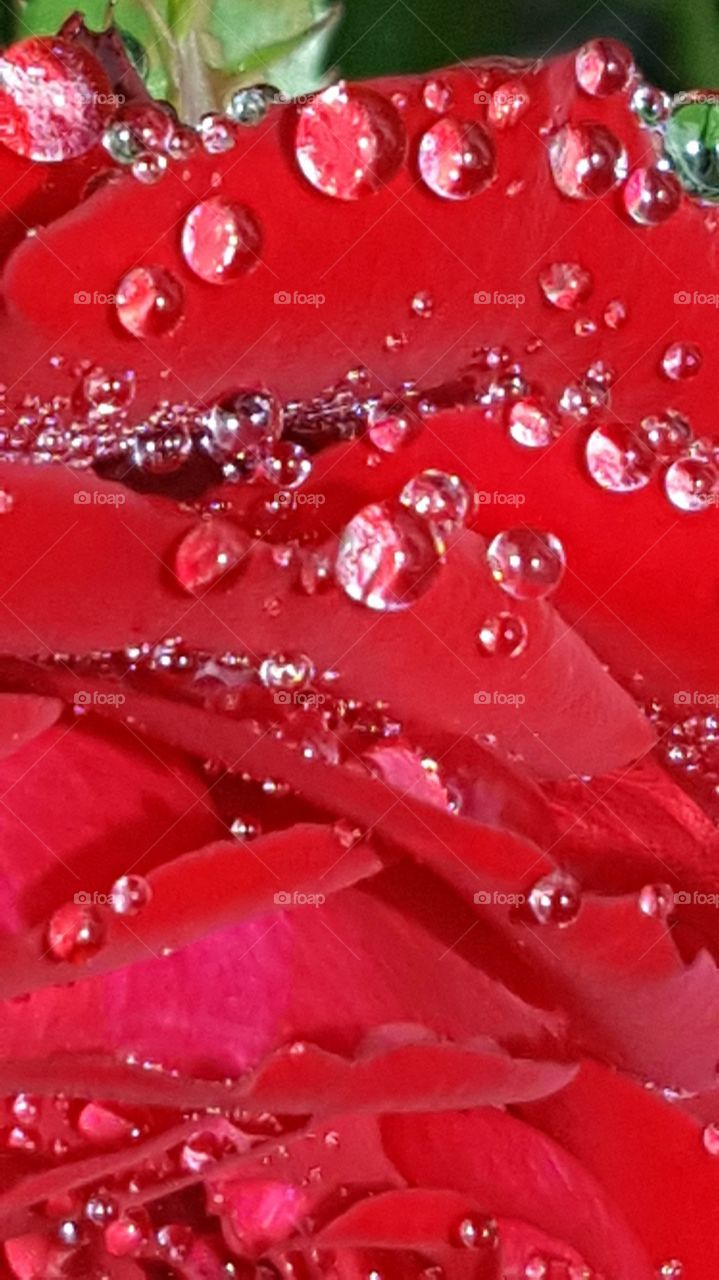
left=260, top=653, right=315, bottom=690
left=422, top=79, right=453, bottom=113
left=539, top=261, right=593, bottom=310
left=182, top=197, right=262, bottom=283
left=418, top=116, right=496, bottom=199
left=476, top=613, right=528, bottom=658
left=116, top=266, right=184, bottom=339
left=131, top=151, right=167, bottom=184
left=631, top=83, right=671, bottom=127
left=104, top=1208, right=151, bottom=1258
left=259, top=441, right=313, bottom=489
left=575, top=39, right=633, bottom=96
left=624, top=166, right=682, bottom=224
left=548, top=122, right=627, bottom=198
left=664, top=455, right=718, bottom=512
left=198, top=112, right=236, bottom=153
left=367, top=399, right=422, bottom=452
left=46, top=901, right=107, bottom=964
left=453, top=1214, right=499, bottom=1251
left=487, top=528, right=566, bottom=600
left=175, top=519, right=249, bottom=593
left=703, top=1122, right=719, bottom=1155
left=639, top=411, right=691, bottom=459
left=227, top=85, right=271, bottom=126
left=661, top=341, right=702, bottom=381
left=231, top=816, right=261, bottom=841
left=399, top=468, right=473, bottom=538
left=488, top=80, right=530, bottom=128
left=603, top=297, right=628, bottom=329
left=410, top=290, right=434, bottom=318
left=585, top=423, right=655, bottom=492
left=528, top=870, right=581, bottom=926
left=637, top=883, right=675, bottom=921
left=110, top=875, right=152, bottom=917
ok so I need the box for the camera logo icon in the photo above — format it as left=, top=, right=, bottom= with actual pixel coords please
left=474, top=290, right=491, bottom=305
left=73, top=891, right=92, bottom=904
left=474, top=691, right=492, bottom=705
left=274, top=890, right=293, bottom=905
left=273, top=690, right=293, bottom=704
left=674, top=690, right=693, bottom=706
left=73, top=691, right=91, bottom=706
left=674, top=291, right=691, bottom=305
left=74, top=290, right=91, bottom=305
left=474, top=890, right=492, bottom=905
left=274, top=290, right=292, bottom=304
left=674, top=891, right=692, bottom=905
left=74, top=491, right=91, bottom=505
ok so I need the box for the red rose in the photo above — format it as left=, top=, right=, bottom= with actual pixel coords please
left=0, top=20, right=717, bottom=1280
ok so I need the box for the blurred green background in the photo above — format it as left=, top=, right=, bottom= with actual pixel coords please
left=4, top=0, right=719, bottom=88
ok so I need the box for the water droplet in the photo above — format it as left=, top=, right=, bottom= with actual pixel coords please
left=367, top=399, right=422, bottom=452
left=665, top=455, right=718, bottom=511
left=399, top=468, right=473, bottom=538
left=548, top=122, right=627, bottom=198
left=180, top=1130, right=227, bottom=1173
left=666, top=98, right=719, bottom=201
left=508, top=399, right=558, bottom=448
left=476, top=612, right=528, bottom=658
left=336, top=501, right=441, bottom=611
left=259, top=653, right=315, bottom=690
left=104, top=1208, right=151, bottom=1258
left=488, top=80, right=530, bottom=128
left=603, top=297, right=628, bottom=329
left=131, top=150, right=168, bottom=184
left=624, top=166, right=682, bottom=224
left=227, top=85, right=271, bottom=126
left=85, top=1193, right=118, bottom=1226
left=539, top=261, right=593, bottom=310
left=116, top=266, right=184, bottom=339
left=46, top=901, right=107, bottom=964
left=198, top=112, right=236, bottom=153
left=575, top=39, right=633, bottom=96
left=703, top=1122, right=719, bottom=1155
left=661, top=341, right=702, bottom=381
left=175, top=519, right=249, bottom=593
left=631, top=83, right=671, bottom=127
left=453, top=1214, right=499, bottom=1251
left=0, top=489, right=14, bottom=514
left=110, top=875, right=152, bottom=917
left=199, top=389, right=282, bottom=467
left=259, top=441, right=312, bottom=489
left=296, top=84, right=405, bottom=199
left=116, top=100, right=175, bottom=152
left=79, top=368, right=136, bottom=417
left=181, top=198, right=262, bottom=284
left=657, top=1261, right=684, bottom=1280
left=410, top=290, right=434, bottom=318
left=422, top=79, right=452, bottom=113
left=231, top=816, right=261, bottom=841
left=487, top=528, right=566, bottom=600
left=639, top=411, right=692, bottom=459
left=0, top=36, right=110, bottom=161
left=638, top=883, right=675, bottom=921
left=132, top=425, right=192, bottom=474
left=156, top=1223, right=193, bottom=1263
left=418, top=116, right=496, bottom=199
left=586, top=423, right=655, bottom=492
left=528, top=870, right=581, bottom=926
left=102, top=120, right=141, bottom=164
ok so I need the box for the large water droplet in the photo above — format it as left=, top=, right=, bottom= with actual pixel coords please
left=664, top=455, right=718, bottom=512
left=79, top=368, right=136, bottom=417
left=175, top=519, right=249, bottom=593
left=488, top=80, right=530, bottom=128
left=624, top=166, right=682, bottom=224
left=548, top=122, right=627, bottom=198
left=422, top=78, right=453, bottom=113
left=631, top=83, right=671, bottom=127
left=116, top=266, right=184, bottom=339
left=528, top=870, right=581, bottom=926
left=666, top=98, right=719, bottom=201
left=295, top=84, right=405, bottom=199
left=399, top=469, right=474, bottom=539
left=227, top=85, right=271, bottom=126
left=538, top=261, right=593, bottom=310
left=198, top=112, right=236, bottom=153
left=661, top=341, right=702, bottom=381
left=259, top=441, right=313, bottom=489
left=585, top=423, right=655, bottom=492
left=367, top=399, right=422, bottom=452
left=418, top=117, right=496, bottom=199
left=181, top=198, right=262, bottom=283
left=46, top=901, right=107, bottom=964
left=199, top=390, right=282, bottom=467
left=575, top=39, right=633, bottom=96
left=476, top=612, right=528, bottom=657
left=104, top=1208, right=151, bottom=1258
left=487, top=528, right=566, bottom=600
left=0, top=36, right=110, bottom=161
left=508, top=399, right=558, bottom=448
left=336, top=501, right=441, bottom=611
left=110, top=875, right=152, bottom=917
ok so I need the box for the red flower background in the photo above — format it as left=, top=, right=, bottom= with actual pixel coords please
left=0, top=20, right=717, bottom=1280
